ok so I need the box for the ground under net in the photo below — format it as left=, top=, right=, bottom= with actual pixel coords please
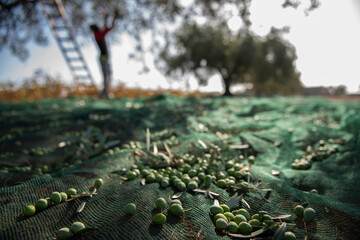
left=0, top=95, right=359, bottom=239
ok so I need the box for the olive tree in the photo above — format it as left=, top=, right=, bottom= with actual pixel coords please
left=160, top=23, right=302, bottom=96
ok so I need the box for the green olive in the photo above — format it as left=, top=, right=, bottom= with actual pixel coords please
left=56, top=227, right=72, bottom=240
left=156, top=197, right=167, bottom=210
left=224, top=212, right=235, bottom=221
left=216, top=179, right=227, bottom=189
left=294, top=205, right=304, bottom=218
left=35, top=199, right=48, bottom=211
left=124, top=203, right=136, bottom=215
left=284, top=231, right=297, bottom=240
left=214, top=213, right=228, bottom=222
left=210, top=205, right=223, bottom=215
left=215, top=218, right=228, bottom=231
left=24, top=205, right=36, bottom=217
left=70, top=221, right=85, bottom=234
left=234, top=214, right=247, bottom=224
left=152, top=213, right=166, bottom=225
left=50, top=192, right=62, bottom=204
left=303, top=207, right=316, bottom=222
left=228, top=221, right=239, bottom=233
left=187, top=181, right=198, bottom=191
left=170, top=203, right=184, bottom=216
left=66, top=188, right=77, bottom=197
left=238, top=222, right=252, bottom=235
left=236, top=209, right=250, bottom=220
left=220, top=204, right=230, bottom=213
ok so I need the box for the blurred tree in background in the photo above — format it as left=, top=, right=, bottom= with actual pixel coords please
left=251, top=27, right=302, bottom=96
left=160, top=23, right=302, bottom=96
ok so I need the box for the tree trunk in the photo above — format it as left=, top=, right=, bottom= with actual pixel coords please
left=223, top=78, right=232, bottom=96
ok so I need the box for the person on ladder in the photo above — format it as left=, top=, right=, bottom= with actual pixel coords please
left=90, top=9, right=118, bottom=99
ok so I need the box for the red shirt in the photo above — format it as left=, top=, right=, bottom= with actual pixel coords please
left=94, top=27, right=112, bottom=56
left=94, top=27, right=112, bottom=41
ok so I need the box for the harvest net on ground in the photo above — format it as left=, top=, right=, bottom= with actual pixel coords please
left=0, top=95, right=359, bottom=239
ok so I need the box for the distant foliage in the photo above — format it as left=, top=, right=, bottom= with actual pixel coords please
left=161, top=23, right=302, bottom=96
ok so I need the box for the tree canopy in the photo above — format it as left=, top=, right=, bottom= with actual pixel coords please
left=1, top=0, right=320, bottom=61
left=160, top=22, right=302, bottom=96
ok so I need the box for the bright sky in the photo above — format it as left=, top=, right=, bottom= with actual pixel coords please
left=0, top=0, right=359, bottom=93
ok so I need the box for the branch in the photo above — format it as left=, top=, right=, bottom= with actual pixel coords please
left=0, top=0, right=38, bottom=11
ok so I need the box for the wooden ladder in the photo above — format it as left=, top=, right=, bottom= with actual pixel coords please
left=41, top=0, right=96, bottom=88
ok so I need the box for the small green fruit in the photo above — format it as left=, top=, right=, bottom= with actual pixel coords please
left=170, top=199, right=182, bottom=206
left=303, top=207, right=316, bottom=222
left=234, top=214, right=247, bottom=224
left=188, top=169, right=197, bottom=177
left=215, top=218, right=228, bottom=231
left=170, top=203, right=184, bottom=216
left=228, top=221, right=239, bottom=233
left=56, top=227, right=72, bottom=240
left=146, top=174, right=156, bottom=183
left=35, top=199, right=48, bottom=211
left=237, top=209, right=250, bottom=220
left=187, top=181, right=198, bottom=191
left=294, top=205, right=304, bottom=218
left=210, top=205, right=224, bottom=215
left=70, top=221, right=85, bottom=234
left=176, top=181, right=186, bottom=191
left=152, top=213, right=166, bottom=225
left=60, top=192, right=68, bottom=202
left=141, top=169, right=150, bottom=177
left=216, top=171, right=226, bottom=179
left=156, top=197, right=167, bottom=210
left=127, top=171, right=137, bottom=180
left=238, top=222, right=252, bottom=235
left=160, top=179, right=169, bottom=188
left=204, top=175, right=212, bottom=185
left=216, top=179, right=227, bottom=189
left=45, top=197, right=52, bottom=207
left=220, top=204, right=230, bottom=212
left=24, top=205, right=36, bottom=217
left=224, top=212, right=235, bottom=221
left=262, top=214, right=273, bottom=222
left=94, top=178, right=103, bottom=187
left=66, top=188, right=77, bottom=197
left=251, top=213, right=263, bottom=222
left=181, top=175, right=191, bottom=185
left=198, top=172, right=205, bottom=180
left=214, top=213, right=228, bottom=222
left=284, top=231, right=297, bottom=240
left=50, top=192, right=62, bottom=204
left=124, top=203, right=136, bottom=215
left=249, top=219, right=261, bottom=227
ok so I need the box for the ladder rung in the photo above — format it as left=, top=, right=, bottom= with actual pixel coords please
left=63, top=48, right=77, bottom=52
left=58, top=37, right=73, bottom=42
left=71, top=66, right=87, bottom=70
left=68, top=57, right=82, bottom=62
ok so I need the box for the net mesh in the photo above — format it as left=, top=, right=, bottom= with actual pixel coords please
left=1, top=95, right=360, bottom=239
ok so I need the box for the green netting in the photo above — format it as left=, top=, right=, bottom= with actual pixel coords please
left=0, top=95, right=360, bottom=240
